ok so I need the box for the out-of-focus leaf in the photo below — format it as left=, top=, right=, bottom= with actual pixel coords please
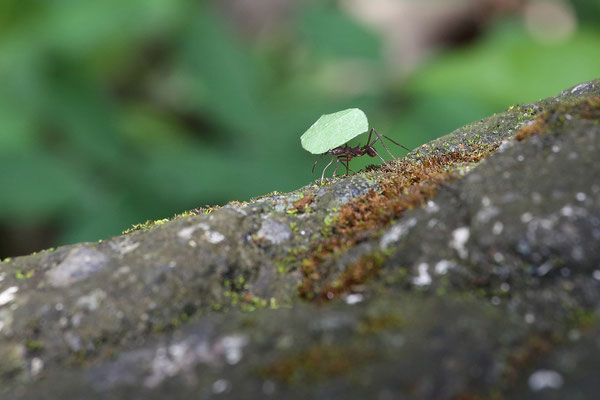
left=571, top=0, right=600, bottom=23
left=176, top=3, right=267, bottom=137
left=0, top=152, right=84, bottom=220
left=0, top=95, right=37, bottom=151
left=299, top=2, right=381, bottom=60
left=408, top=21, right=600, bottom=108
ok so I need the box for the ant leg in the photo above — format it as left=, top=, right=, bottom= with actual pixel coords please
left=320, top=153, right=335, bottom=183
left=364, top=128, right=375, bottom=147
left=370, top=129, right=410, bottom=160
left=333, top=156, right=343, bottom=178
left=312, top=153, right=325, bottom=174
left=370, top=147, right=388, bottom=164
left=381, top=134, right=411, bottom=152
left=342, top=157, right=356, bottom=174
left=342, top=155, right=351, bottom=175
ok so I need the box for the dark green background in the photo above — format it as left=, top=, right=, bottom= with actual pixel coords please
left=1, top=0, right=599, bottom=257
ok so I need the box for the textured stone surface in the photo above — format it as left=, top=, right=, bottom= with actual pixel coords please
left=1, top=79, right=599, bottom=400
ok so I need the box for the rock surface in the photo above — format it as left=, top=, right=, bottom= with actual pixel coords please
left=1, top=80, right=600, bottom=399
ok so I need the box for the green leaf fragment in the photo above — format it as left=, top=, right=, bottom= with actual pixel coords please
left=300, top=108, right=369, bottom=154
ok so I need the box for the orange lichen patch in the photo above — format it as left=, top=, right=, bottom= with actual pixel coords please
left=357, top=312, right=404, bottom=334
left=298, top=146, right=498, bottom=301
left=320, top=253, right=384, bottom=300
left=289, top=195, right=315, bottom=214
left=256, top=344, right=373, bottom=384
left=336, top=153, right=481, bottom=241
left=515, top=113, right=547, bottom=141
left=503, top=335, right=553, bottom=382
left=581, top=96, right=600, bottom=119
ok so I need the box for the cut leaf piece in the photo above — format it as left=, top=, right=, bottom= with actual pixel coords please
left=301, top=108, right=369, bottom=154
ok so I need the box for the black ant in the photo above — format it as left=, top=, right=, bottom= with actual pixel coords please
left=312, top=128, right=410, bottom=182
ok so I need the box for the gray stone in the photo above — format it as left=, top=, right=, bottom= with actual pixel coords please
left=1, top=79, right=600, bottom=400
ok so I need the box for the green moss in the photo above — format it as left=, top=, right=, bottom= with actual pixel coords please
left=122, top=218, right=169, bottom=234
left=25, top=339, right=44, bottom=352
left=15, top=269, right=35, bottom=280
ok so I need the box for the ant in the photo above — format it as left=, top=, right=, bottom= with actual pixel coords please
left=312, top=128, right=410, bottom=182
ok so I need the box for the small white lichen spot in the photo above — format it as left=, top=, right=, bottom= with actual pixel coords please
left=493, top=252, right=505, bottom=263
left=561, top=205, right=574, bottom=217
left=380, top=218, right=417, bottom=250
left=412, top=263, right=432, bottom=286
left=0, top=286, right=18, bottom=307
left=520, top=212, right=533, bottom=223
left=482, top=196, right=493, bottom=207
left=425, top=201, right=439, bottom=214
left=177, top=223, right=210, bottom=240
left=525, top=313, right=536, bottom=324
left=255, top=219, right=292, bottom=245
left=492, top=222, right=504, bottom=235
left=528, top=370, right=564, bottom=391
left=47, top=247, right=108, bottom=288
left=206, top=231, right=225, bottom=244
left=593, top=270, right=600, bottom=281
left=75, top=289, right=107, bottom=311
left=576, top=192, right=586, bottom=202
left=434, top=260, right=454, bottom=275
left=218, top=335, right=248, bottom=365
left=178, top=222, right=227, bottom=244
left=497, top=140, right=514, bottom=153
left=571, top=82, right=589, bottom=94
left=109, top=238, right=140, bottom=256
left=212, top=379, right=230, bottom=394
left=31, top=357, right=44, bottom=376
left=450, top=227, right=470, bottom=259
left=344, top=293, right=364, bottom=305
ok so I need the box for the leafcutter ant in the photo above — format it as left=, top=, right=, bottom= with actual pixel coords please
left=312, top=128, right=410, bottom=182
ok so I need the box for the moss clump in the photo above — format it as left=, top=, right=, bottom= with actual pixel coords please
left=25, top=339, right=45, bottom=356
left=516, top=96, right=600, bottom=142
left=320, top=253, right=386, bottom=301
left=15, top=269, right=35, bottom=280
left=503, top=335, right=553, bottom=383
left=515, top=113, right=548, bottom=141
left=298, top=145, right=498, bottom=300
left=288, top=194, right=315, bottom=214
left=122, top=218, right=169, bottom=234
left=256, top=345, right=374, bottom=384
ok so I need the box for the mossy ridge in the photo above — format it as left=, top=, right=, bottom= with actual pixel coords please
left=298, top=145, right=498, bottom=300
left=516, top=96, right=600, bottom=141
left=256, top=344, right=375, bottom=384
left=296, top=95, right=600, bottom=302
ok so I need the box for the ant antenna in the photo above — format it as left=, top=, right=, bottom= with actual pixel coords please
left=369, top=129, right=410, bottom=160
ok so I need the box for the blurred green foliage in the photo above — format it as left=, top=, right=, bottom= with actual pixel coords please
left=0, top=0, right=599, bottom=256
